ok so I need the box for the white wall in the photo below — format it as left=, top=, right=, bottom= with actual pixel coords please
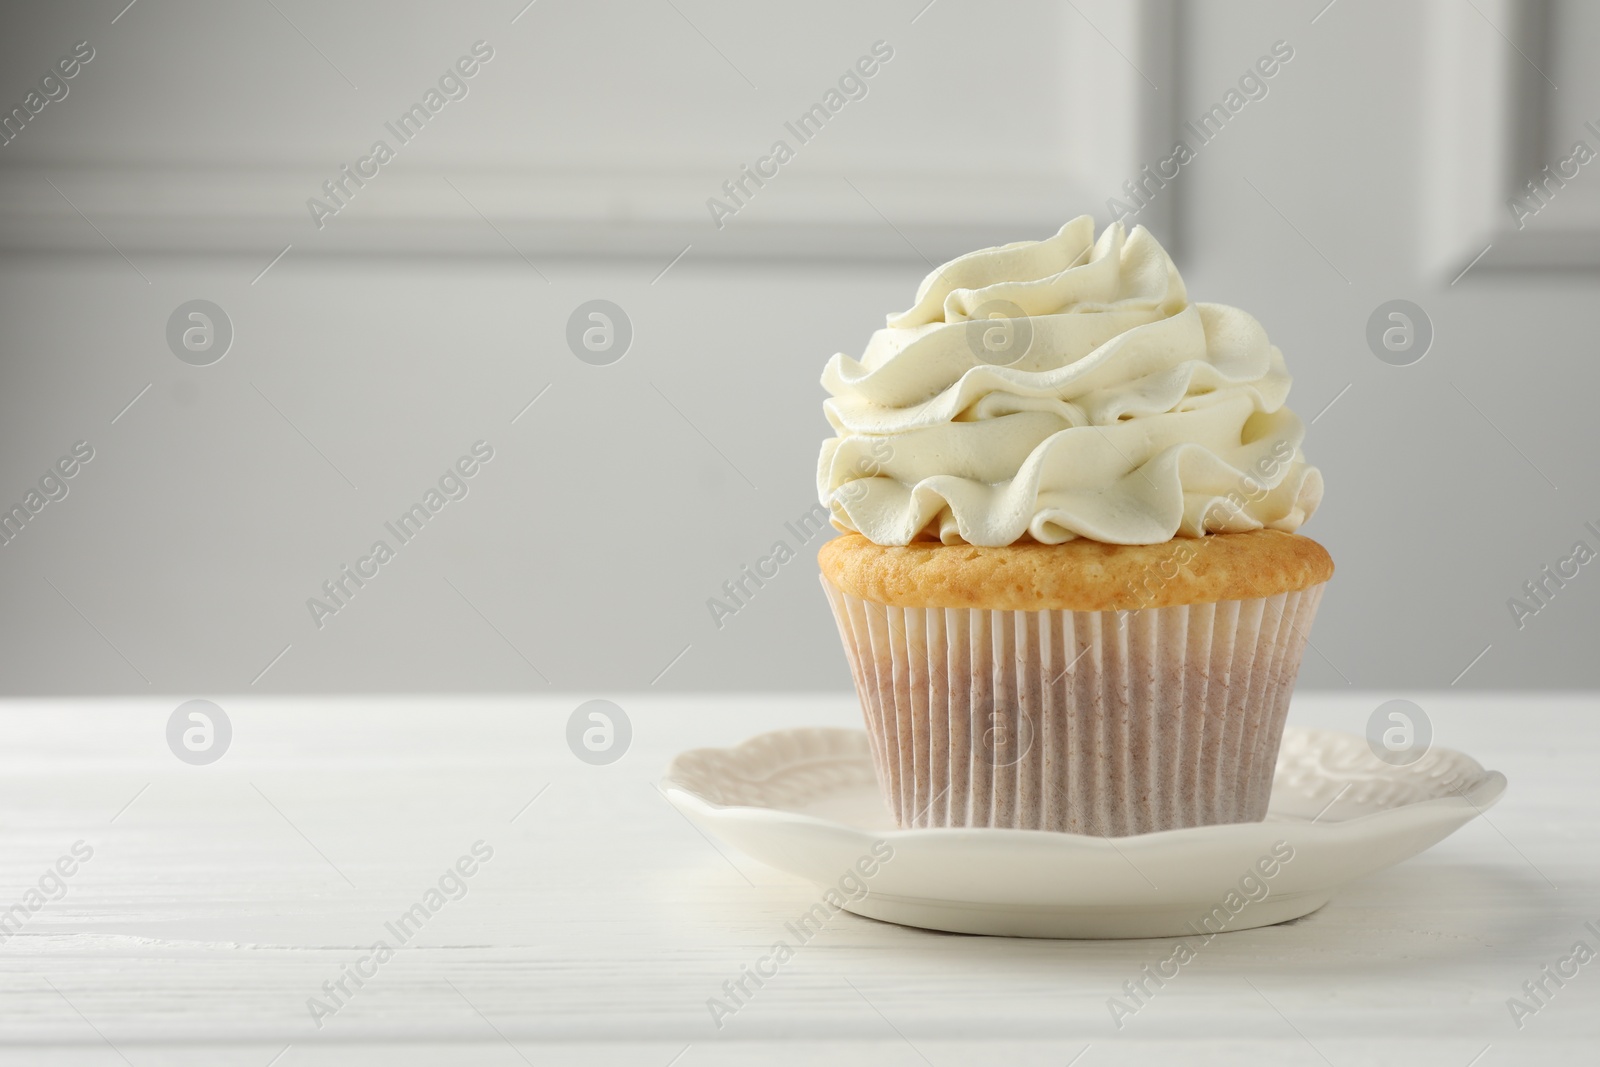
left=0, top=0, right=1595, bottom=694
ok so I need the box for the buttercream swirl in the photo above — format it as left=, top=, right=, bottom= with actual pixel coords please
left=817, top=217, right=1323, bottom=546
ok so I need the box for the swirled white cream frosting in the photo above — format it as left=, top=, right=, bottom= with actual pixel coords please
left=817, top=217, right=1323, bottom=546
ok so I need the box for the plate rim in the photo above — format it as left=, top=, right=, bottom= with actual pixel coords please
left=661, top=725, right=1508, bottom=846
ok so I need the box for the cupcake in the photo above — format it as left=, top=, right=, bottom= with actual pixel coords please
left=816, top=217, right=1329, bottom=837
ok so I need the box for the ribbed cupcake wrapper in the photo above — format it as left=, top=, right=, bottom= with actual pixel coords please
left=821, top=575, right=1325, bottom=837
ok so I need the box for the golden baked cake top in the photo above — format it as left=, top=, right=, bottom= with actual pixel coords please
left=819, top=529, right=1332, bottom=612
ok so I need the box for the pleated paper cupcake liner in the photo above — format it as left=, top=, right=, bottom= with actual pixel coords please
left=821, top=575, right=1326, bottom=837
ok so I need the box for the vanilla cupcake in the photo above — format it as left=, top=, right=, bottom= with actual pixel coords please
left=816, top=217, right=1329, bottom=837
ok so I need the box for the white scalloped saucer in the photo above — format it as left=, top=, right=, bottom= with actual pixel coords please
left=662, top=726, right=1506, bottom=939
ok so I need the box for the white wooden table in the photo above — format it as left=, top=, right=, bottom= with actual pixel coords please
left=0, top=693, right=1594, bottom=1066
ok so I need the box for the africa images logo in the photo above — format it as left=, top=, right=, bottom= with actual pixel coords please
left=306, top=442, right=494, bottom=629
left=305, top=41, right=495, bottom=230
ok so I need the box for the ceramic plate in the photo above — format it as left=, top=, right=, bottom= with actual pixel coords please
left=662, top=726, right=1506, bottom=939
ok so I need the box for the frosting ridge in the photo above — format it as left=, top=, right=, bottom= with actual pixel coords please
left=818, top=217, right=1323, bottom=546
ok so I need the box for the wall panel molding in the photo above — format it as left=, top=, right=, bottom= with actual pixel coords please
left=0, top=1, right=1176, bottom=263
left=1426, top=0, right=1600, bottom=276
